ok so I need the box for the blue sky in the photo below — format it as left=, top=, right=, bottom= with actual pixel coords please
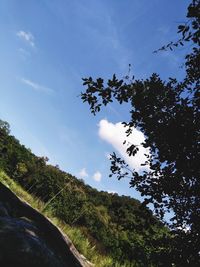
left=0, top=0, right=190, bottom=201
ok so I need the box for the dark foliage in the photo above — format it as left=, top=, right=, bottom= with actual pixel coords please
left=80, top=1, right=200, bottom=265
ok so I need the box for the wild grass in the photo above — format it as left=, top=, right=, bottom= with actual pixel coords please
left=0, top=170, right=130, bottom=267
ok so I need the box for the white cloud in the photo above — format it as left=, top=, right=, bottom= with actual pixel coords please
left=21, top=78, right=54, bottom=94
left=92, top=171, right=102, bottom=182
left=107, top=190, right=117, bottom=194
left=17, top=31, right=35, bottom=47
left=98, top=119, right=150, bottom=172
left=78, top=168, right=88, bottom=179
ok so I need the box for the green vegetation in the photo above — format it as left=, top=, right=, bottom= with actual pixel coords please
left=0, top=120, right=171, bottom=266
left=0, top=170, right=113, bottom=267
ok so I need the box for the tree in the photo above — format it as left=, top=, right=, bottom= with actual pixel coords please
left=0, top=119, right=10, bottom=135
left=81, top=1, right=200, bottom=265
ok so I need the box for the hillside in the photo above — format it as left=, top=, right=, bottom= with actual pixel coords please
left=0, top=120, right=171, bottom=266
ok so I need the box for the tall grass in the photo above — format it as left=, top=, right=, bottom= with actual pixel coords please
left=0, top=170, right=132, bottom=267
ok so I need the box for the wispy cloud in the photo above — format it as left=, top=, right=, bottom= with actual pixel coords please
left=92, top=171, right=102, bottom=182
left=78, top=168, right=89, bottom=179
left=18, top=48, right=31, bottom=59
left=17, top=31, right=35, bottom=47
left=98, top=119, right=150, bottom=172
left=21, top=78, right=54, bottom=94
left=74, top=1, right=131, bottom=72
left=107, top=104, right=123, bottom=120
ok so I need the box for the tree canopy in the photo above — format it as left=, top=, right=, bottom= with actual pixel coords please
left=81, top=1, right=200, bottom=265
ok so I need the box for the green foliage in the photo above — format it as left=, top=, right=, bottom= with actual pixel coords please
left=0, top=170, right=116, bottom=267
left=0, top=119, right=171, bottom=266
left=0, top=119, right=10, bottom=134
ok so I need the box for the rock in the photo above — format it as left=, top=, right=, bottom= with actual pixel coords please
left=0, top=216, right=65, bottom=267
left=0, top=182, right=92, bottom=267
left=0, top=202, right=9, bottom=217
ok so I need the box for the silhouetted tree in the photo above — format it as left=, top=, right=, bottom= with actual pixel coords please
left=81, top=1, right=200, bottom=265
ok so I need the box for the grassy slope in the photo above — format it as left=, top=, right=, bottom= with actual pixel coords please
left=0, top=170, right=133, bottom=267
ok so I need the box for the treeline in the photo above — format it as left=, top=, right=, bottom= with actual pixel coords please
left=0, top=119, right=171, bottom=266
